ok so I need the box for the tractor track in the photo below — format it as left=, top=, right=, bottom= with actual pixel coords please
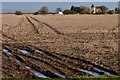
left=2, top=34, right=118, bottom=76
left=29, top=16, right=64, bottom=35
left=25, top=16, right=40, bottom=34
left=2, top=41, right=119, bottom=78
left=13, top=53, right=61, bottom=78
left=2, top=16, right=119, bottom=78
left=3, top=43, right=87, bottom=77
left=2, top=33, right=17, bottom=41
left=2, top=46, right=57, bottom=78
left=2, top=52, right=36, bottom=78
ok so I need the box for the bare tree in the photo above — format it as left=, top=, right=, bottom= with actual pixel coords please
left=15, top=11, right=22, bottom=15
left=80, top=6, right=91, bottom=14
left=100, top=6, right=109, bottom=14
left=56, top=8, right=62, bottom=13
left=39, top=6, right=49, bottom=14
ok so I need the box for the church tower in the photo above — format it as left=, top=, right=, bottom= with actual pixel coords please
left=91, top=4, right=96, bottom=14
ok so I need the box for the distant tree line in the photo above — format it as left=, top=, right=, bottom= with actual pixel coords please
left=34, top=6, right=49, bottom=15
left=15, top=11, right=23, bottom=15
left=64, top=5, right=109, bottom=14
left=14, top=5, right=120, bottom=15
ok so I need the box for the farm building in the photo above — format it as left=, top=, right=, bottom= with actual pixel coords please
left=58, top=11, right=63, bottom=14
left=91, top=4, right=102, bottom=14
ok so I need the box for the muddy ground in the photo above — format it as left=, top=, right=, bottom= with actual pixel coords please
left=1, top=14, right=119, bottom=78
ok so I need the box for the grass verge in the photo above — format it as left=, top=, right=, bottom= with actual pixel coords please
left=2, top=76, right=120, bottom=80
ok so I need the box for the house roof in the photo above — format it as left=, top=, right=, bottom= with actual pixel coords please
left=96, top=6, right=102, bottom=9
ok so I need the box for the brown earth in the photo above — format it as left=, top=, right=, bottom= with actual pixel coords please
left=1, top=14, right=119, bottom=78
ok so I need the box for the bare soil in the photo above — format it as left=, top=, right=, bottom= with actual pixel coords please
left=1, top=14, right=119, bottom=78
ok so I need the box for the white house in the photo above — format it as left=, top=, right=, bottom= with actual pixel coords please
left=58, top=12, right=63, bottom=14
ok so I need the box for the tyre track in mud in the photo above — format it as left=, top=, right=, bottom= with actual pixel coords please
left=2, top=16, right=38, bottom=41
left=2, top=51, right=36, bottom=78
left=25, top=16, right=39, bottom=34
left=29, top=16, right=64, bottom=35
left=15, top=53, right=77, bottom=77
left=13, top=54, right=61, bottom=78
left=3, top=15, right=24, bottom=34
left=3, top=15, right=87, bottom=77
left=2, top=33, right=119, bottom=75
left=2, top=46, right=58, bottom=78
left=33, top=51, right=102, bottom=75
left=2, top=16, right=24, bottom=41
left=2, top=41, right=119, bottom=78
left=2, top=16, right=119, bottom=77
left=3, top=44, right=88, bottom=77
left=2, top=43, right=66, bottom=78
left=2, top=33, right=16, bottom=41
left=28, top=16, right=119, bottom=75
left=21, top=41, right=119, bottom=76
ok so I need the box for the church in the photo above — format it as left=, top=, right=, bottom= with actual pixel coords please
left=91, top=4, right=103, bottom=14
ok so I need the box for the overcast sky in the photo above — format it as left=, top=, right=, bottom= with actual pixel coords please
left=2, top=2, right=118, bottom=13
left=1, top=0, right=120, bottom=2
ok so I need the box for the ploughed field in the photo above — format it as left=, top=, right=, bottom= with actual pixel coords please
left=2, top=14, right=119, bottom=78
